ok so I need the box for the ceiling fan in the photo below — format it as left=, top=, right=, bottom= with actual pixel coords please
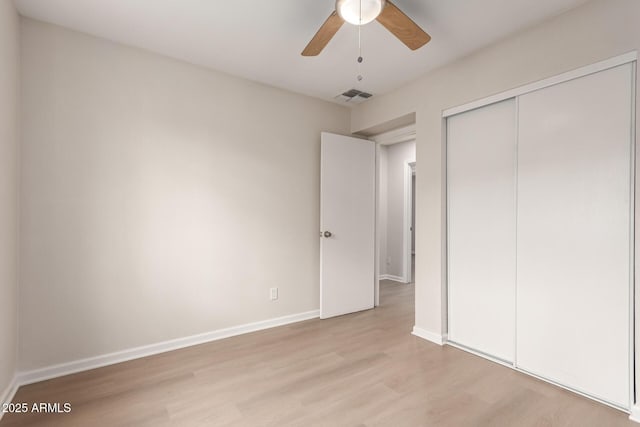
left=302, top=0, right=431, bottom=56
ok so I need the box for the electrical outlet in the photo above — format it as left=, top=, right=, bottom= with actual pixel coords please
left=270, top=287, right=278, bottom=301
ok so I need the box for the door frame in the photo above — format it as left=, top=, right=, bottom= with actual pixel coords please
left=404, top=161, right=416, bottom=284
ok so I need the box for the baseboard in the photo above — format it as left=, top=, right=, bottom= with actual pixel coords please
left=379, top=274, right=406, bottom=283
left=17, top=309, right=319, bottom=386
left=0, top=375, right=19, bottom=421
left=412, top=326, right=445, bottom=346
left=630, top=404, right=640, bottom=423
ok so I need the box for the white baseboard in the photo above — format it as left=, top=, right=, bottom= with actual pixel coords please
left=630, top=404, right=640, bottom=423
left=412, top=326, right=446, bottom=346
left=0, top=375, right=19, bottom=421
left=17, top=309, right=319, bottom=386
left=379, top=274, right=406, bottom=283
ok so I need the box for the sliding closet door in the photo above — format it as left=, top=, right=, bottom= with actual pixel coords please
left=516, top=64, right=633, bottom=408
left=447, top=99, right=516, bottom=362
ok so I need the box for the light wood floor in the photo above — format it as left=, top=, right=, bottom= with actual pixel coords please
left=1, top=281, right=634, bottom=426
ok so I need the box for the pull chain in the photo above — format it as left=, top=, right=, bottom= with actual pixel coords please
left=357, top=0, right=363, bottom=82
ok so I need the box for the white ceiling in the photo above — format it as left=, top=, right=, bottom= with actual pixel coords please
left=14, top=0, right=590, bottom=105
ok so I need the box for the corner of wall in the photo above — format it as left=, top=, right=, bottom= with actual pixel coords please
left=0, top=0, right=21, bottom=408
left=0, top=375, right=18, bottom=421
left=14, top=0, right=22, bottom=386
left=411, top=326, right=445, bottom=346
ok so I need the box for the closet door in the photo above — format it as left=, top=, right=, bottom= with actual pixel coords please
left=447, top=99, right=516, bottom=362
left=516, top=64, right=633, bottom=408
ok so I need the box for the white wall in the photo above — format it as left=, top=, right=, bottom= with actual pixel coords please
left=381, top=141, right=415, bottom=278
left=0, top=0, right=20, bottom=402
left=351, top=0, right=640, bottom=398
left=19, top=18, right=350, bottom=371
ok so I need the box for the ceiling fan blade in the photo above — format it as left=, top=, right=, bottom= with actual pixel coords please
left=376, top=1, right=431, bottom=50
left=302, top=11, right=344, bottom=56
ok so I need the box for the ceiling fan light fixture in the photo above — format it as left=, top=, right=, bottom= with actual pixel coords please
left=336, top=0, right=386, bottom=26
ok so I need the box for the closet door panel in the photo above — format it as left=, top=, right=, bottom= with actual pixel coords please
left=516, top=64, right=632, bottom=408
left=447, top=99, right=516, bottom=362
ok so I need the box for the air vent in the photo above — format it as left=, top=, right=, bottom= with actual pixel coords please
left=334, top=88, right=373, bottom=104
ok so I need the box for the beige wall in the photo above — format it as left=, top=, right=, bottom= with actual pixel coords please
left=19, top=18, right=350, bottom=371
left=0, top=0, right=20, bottom=400
left=351, top=0, right=640, bottom=398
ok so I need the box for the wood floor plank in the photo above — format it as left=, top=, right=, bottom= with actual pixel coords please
left=1, top=281, right=634, bottom=426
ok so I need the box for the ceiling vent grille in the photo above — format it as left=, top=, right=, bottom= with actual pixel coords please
left=334, top=88, right=373, bottom=104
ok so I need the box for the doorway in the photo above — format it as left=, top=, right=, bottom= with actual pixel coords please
left=373, top=128, right=416, bottom=306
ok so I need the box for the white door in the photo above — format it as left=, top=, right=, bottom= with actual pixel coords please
left=320, top=132, right=375, bottom=319
left=447, top=99, right=517, bottom=362
left=516, top=63, right=632, bottom=408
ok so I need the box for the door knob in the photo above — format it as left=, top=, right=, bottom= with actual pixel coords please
left=323, top=231, right=332, bottom=238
